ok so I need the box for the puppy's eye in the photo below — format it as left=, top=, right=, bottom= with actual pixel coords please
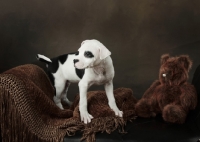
left=84, top=51, right=94, bottom=58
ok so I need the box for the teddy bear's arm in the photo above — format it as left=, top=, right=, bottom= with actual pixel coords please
left=180, top=83, right=198, bottom=110
left=143, top=80, right=161, bottom=98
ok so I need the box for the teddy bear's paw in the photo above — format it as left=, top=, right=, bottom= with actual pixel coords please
left=162, top=104, right=186, bottom=124
left=135, top=100, right=156, bottom=118
left=150, top=112, right=156, bottom=117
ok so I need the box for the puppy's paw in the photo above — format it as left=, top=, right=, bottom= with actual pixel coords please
left=62, top=98, right=73, bottom=106
left=57, top=104, right=64, bottom=110
left=53, top=96, right=64, bottom=110
left=80, top=111, right=94, bottom=124
left=113, top=109, right=123, bottom=117
left=109, top=103, right=123, bottom=117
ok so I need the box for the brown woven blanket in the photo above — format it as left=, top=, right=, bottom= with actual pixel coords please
left=0, top=64, right=137, bottom=142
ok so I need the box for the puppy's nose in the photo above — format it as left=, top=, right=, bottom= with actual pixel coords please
left=73, top=59, right=79, bottom=64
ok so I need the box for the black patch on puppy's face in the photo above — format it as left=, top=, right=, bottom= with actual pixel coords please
left=84, top=51, right=94, bottom=58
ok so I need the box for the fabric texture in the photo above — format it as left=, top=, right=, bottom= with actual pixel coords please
left=0, top=64, right=137, bottom=142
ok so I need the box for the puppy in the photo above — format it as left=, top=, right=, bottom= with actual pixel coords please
left=36, top=39, right=123, bottom=124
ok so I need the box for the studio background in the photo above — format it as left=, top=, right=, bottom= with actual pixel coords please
left=1, top=0, right=200, bottom=100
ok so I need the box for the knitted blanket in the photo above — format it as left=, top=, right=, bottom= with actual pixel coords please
left=0, top=64, right=137, bottom=142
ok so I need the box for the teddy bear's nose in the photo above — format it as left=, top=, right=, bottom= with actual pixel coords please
left=162, top=73, right=167, bottom=77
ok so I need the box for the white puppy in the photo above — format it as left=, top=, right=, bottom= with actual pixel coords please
left=36, top=39, right=123, bottom=124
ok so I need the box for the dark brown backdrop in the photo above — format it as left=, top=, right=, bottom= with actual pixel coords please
left=1, top=0, right=200, bottom=99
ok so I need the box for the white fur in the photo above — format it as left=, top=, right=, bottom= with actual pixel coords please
left=49, top=39, right=123, bottom=124
left=37, top=54, right=52, bottom=63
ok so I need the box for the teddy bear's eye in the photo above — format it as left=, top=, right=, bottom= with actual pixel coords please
left=84, top=51, right=94, bottom=58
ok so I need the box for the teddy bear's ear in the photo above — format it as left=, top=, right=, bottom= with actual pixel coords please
left=161, top=54, right=170, bottom=64
left=178, top=55, right=192, bottom=71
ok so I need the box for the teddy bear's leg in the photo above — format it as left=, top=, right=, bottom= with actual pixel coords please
left=162, top=104, right=187, bottom=124
left=135, top=80, right=161, bottom=118
left=135, top=98, right=156, bottom=118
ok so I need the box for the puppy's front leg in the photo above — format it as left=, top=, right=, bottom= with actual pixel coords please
left=78, top=81, right=93, bottom=124
left=105, top=81, right=123, bottom=117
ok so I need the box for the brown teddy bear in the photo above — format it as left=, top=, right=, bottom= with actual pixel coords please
left=135, top=54, right=197, bottom=124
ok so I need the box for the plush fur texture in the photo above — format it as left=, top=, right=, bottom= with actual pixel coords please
left=135, top=54, right=198, bottom=124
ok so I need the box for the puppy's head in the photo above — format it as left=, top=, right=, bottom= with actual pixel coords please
left=74, top=39, right=111, bottom=69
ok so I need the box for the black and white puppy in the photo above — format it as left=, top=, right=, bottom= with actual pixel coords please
left=36, top=39, right=123, bottom=124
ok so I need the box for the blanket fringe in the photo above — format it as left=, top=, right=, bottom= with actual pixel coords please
left=61, top=118, right=85, bottom=136
left=81, top=117, right=127, bottom=142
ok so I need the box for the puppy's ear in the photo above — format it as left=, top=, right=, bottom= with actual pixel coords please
left=178, top=55, right=192, bottom=71
left=81, top=40, right=88, bottom=46
left=99, top=42, right=111, bottom=60
left=161, top=54, right=170, bottom=65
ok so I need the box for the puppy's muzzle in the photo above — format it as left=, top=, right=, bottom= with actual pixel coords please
left=73, top=59, right=79, bottom=64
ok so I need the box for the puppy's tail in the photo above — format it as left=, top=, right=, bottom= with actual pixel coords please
left=36, top=54, right=52, bottom=64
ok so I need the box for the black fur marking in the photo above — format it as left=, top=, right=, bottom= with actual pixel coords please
left=45, top=52, right=79, bottom=74
left=38, top=52, right=79, bottom=96
left=47, top=71, right=56, bottom=96
left=84, top=51, right=94, bottom=58
left=58, top=54, right=68, bottom=64
left=75, top=51, right=79, bottom=55
left=47, top=57, right=60, bottom=73
left=48, top=71, right=55, bottom=85
left=48, top=54, right=68, bottom=73
left=58, top=52, right=79, bottom=65
left=76, top=68, right=85, bottom=79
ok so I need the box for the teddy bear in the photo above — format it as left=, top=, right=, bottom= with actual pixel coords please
left=135, top=54, right=197, bottom=124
